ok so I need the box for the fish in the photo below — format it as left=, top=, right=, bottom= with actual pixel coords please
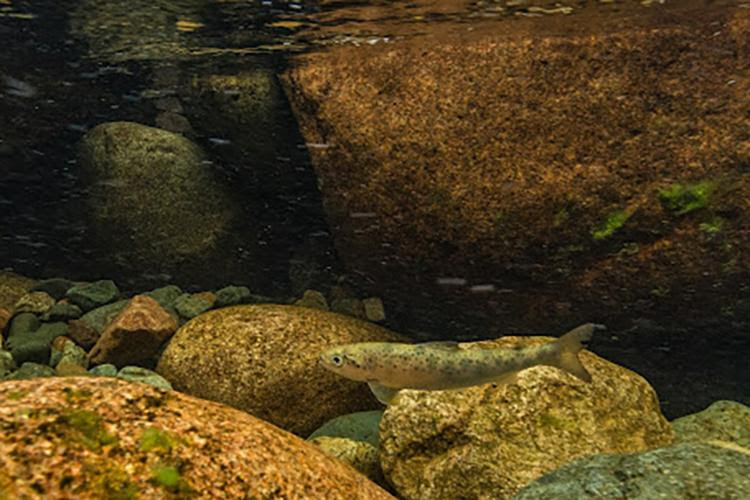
left=319, top=323, right=604, bottom=404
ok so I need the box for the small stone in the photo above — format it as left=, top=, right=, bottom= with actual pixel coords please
left=7, top=312, right=40, bottom=338
left=67, top=319, right=101, bottom=350
left=50, top=337, right=89, bottom=370
left=331, top=297, right=366, bottom=319
left=6, top=318, right=67, bottom=365
left=49, top=336, right=69, bottom=367
left=194, top=291, right=216, bottom=308
left=88, top=295, right=178, bottom=367
left=362, top=298, right=386, bottom=322
left=4, top=362, right=55, bottom=380
left=13, top=291, right=55, bottom=315
left=55, top=362, right=89, bottom=377
left=0, top=307, right=11, bottom=335
left=0, top=350, right=16, bottom=377
left=308, top=410, right=384, bottom=447
left=41, top=302, right=82, bottom=322
left=309, top=436, right=386, bottom=488
left=144, top=285, right=183, bottom=308
left=295, top=289, right=329, bottom=311
left=78, top=300, right=128, bottom=334
left=65, top=280, right=120, bottom=312
left=89, top=363, right=117, bottom=377
left=30, top=278, right=75, bottom=300
left=214, top=285, right=252, bottom=307
left=172, top=293, right=212, bottom=320
left=117, top=366, right=173, bottom=390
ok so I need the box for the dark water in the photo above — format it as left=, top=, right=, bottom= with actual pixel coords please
left=1, top=0, right=748, bottom=420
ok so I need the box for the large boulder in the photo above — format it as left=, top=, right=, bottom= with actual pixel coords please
left=156, top=304, right=403, bottom=436
left=672, top=400, right=750, bottom=449
left=282, top=2, right=750, bottom=337
left=0, top=376, right=393, bottom=498
left=379, top=336, right=674, bottom=499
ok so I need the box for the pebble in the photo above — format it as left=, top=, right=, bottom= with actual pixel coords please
left=66, top=279, right=120, bottom=311
left=41, top=302, right=82, bottom=321
left=362, top=297, right=386, bottom=322
left=89, top=363, right=118, bottom=377
left=117, top=365, right=173, bottom=390
left=13, top=291, right=55, bottom=315
left=295, top=289, right=329, bottom=310
left=145, top=285, right=183, bottom=308
left=0, top=350, right=16, bottom=377
left=173, top=293, right=212, bottom=319
left=30, top=278, right=75, bottom=300
left=215, top=285, right=252, bottom=307
left=4, top=362, right=55, bottom=380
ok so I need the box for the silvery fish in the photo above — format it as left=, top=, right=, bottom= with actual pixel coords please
left=320, top=323, right=603, bottom=404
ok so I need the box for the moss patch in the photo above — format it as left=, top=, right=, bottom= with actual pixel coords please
left=592, top=209, right=630, bottom=240
left=151, top=465, right=194, bottom=495
left=139, top=426, right=177, bottom=454
left=59, top=409, right=118, bottom=451
left=659, top=181, right=714, bottom=215
left=699, top=217, right=724, bottom=235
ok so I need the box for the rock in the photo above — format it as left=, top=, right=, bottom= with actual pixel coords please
left=379, top=336, right=674, bottom=500
left=512, top=442, right=750, bottom=500
left=89, top=363, right=117, bottom=377
left=156, top=304, right=404, bottom=436
left=144, top=285, right=183, bottom=308
left=41, top=302, right=82, bottom=322
left=295, top=289, right=329, bottom=311
left=13, top=291, right=55, bottom=315
left=0, top=270, right=37, bottom=311
left=310, top=436, right=386, bottom=488
left=55, top=362, right=90, bottom=377
left=309, top=410, right=384, bottom=447
left=65, top=280, right=120, bottom=312
left=88, top=295, right=178, bottom=367
left=0, top=307, right=10, bottom=336
left=6, top=318, right=68, bottom=365
left=672, top=400, right=750, bottom=449
left=172, top=293, right=212, bottom=320
left=78, top=299, right=129, bottom=334
left=362, top=297, right=386, bottom=322
left=282, top=3, right=750, bottom=337
left=0, top=377, right=394, bottom=498
left=331, top=297, right=366, bottom=319
left=0, top=350, right=16, bottom=377
left=214, top=285, right=252, bottom=307
left=51, top=337, right=89, bottom=370
left=67, top=318, right=101, bottom=350
left=4, top=361, right=55, bottom=379
left=30, top=278, right=75, bottom=300
left=117, top=365, right=172, bottom=390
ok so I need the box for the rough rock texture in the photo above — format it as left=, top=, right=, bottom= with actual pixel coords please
left=12, top=291, right=55, bottom=315
left=77, top=121, right=248, bottom=285
left=379, top=336, right=674, bottom=500
left=672, top=400, right=750, bottom=449
left=512, top=441, right=750, bottom=500
left=156, top=304, right=403, bottom=436
left=282, top=2, right=750, bottom=337
left=308, top=410, right=384, bottom=447
left=309, top=436, right=386, bottom=488
left=88, top=295, right=177, bottom=367
left=0, top=271, right=36, bottom=311
left=0, top=377, right=393, bottom=499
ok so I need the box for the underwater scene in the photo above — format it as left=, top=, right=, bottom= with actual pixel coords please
left=1, top=0, right=749, bottom=497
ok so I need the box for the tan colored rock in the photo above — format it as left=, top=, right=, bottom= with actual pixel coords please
left=379, top=336, right=674, bottom=500
left=88, top=294, right=177, bottom=367
left=156, top=304, right=404, bottom=436
left=0, top=377, right=393, bottom=499
left=310, top=435, right=387, bottom=488
left=13, top=291, right=55, bottom=315
left=282, top=3, right=750, bottom=335
left=0, top=307, right=10, bottom=340
left=672, top=400, right=750, bottom=449
left=0, top=271, right=37, bottom=311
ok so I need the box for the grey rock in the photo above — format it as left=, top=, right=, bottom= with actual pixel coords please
left=7, top=312, right=40, bottom=338
left=331, top=297, right=366, bottom=319
left=66, top=280, right=120, bottom=312
left=512, top=442, right=750, bottom=500
left=308, top=410, right=383, bottom=447
left=4, top=361, right=55, bottom=380
left=57, top=339, right=89, bottom=370
left=0, top=350, right=16, bottom=377
left=362, top=297, right=386, bottom=322
left=6, top=317, right=67, bottom=365
left=41, top=302, right=83, bottom=322
left=672, top=400, right=750, bottom=449
left=173, top=293, right=212, bottom=320
left=79, top=299, right=128, bottom=333
left=215, top=285, right=252, bottom=308
left=145, top=285, right=183, bottom=308
left=294, top=289, right=329, bottom=311
left=89, top=363, right=118, bottom=377
left=117, top=366, right=172, bottom=390
left=30, top=278, right=75, bottom=300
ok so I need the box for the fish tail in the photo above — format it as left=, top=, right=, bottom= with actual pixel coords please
left=552, top=323, right=604, bottom=382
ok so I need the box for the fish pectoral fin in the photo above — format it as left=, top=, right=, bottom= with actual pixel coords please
left=367, top=381, right=400, bottom=405
left=488, top=371, right=519, bottom=388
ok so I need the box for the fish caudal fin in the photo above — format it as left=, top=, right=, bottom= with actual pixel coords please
left=553, top=323, right=605, bottom=383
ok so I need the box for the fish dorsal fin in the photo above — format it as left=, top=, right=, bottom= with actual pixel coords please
left=419, top=340, right=460, bottom=350
left=368, top=382, right=401, bottom=405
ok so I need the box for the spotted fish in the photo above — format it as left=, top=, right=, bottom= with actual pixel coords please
left=319, top=323, right=603, bottom=404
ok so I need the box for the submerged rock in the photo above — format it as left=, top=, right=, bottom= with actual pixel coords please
left=672, top=400, right=750, bottom=449
left=310, top=436, right=386, bottom=488
left=65, top=280, right=119, bottom=312
left=379, top=336, right=674, bottom=500
left=308, top=410, right=384, bottom=447
left=117, top=365, right=172, bottom=390
left=156, top=304, right=403, bottom=436
left=512, top=441, right=750, bottom=499
left=0, top=377, right=393, bottom=498
left=13, top=291, right=55, bottom=315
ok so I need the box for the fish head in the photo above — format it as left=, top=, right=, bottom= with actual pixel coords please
left=319, top=344, right=374, bottom=382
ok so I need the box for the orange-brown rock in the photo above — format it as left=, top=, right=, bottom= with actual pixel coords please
left=0, top=377, right=393, bottom=499
left=0, top=307, right=10, bottom=338
left=88, top=294, right=177, bottom=367
left=282, top=1, right=750, bottom=337
left=156, top=304, right=404, bottom=436
left=67, top=318, right=100, bottom=350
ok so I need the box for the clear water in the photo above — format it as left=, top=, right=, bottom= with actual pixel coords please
left=1, top=0, right=748, bottom=420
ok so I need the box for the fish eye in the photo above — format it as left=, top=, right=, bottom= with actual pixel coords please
left=330, top=354, right=344, bottom=366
